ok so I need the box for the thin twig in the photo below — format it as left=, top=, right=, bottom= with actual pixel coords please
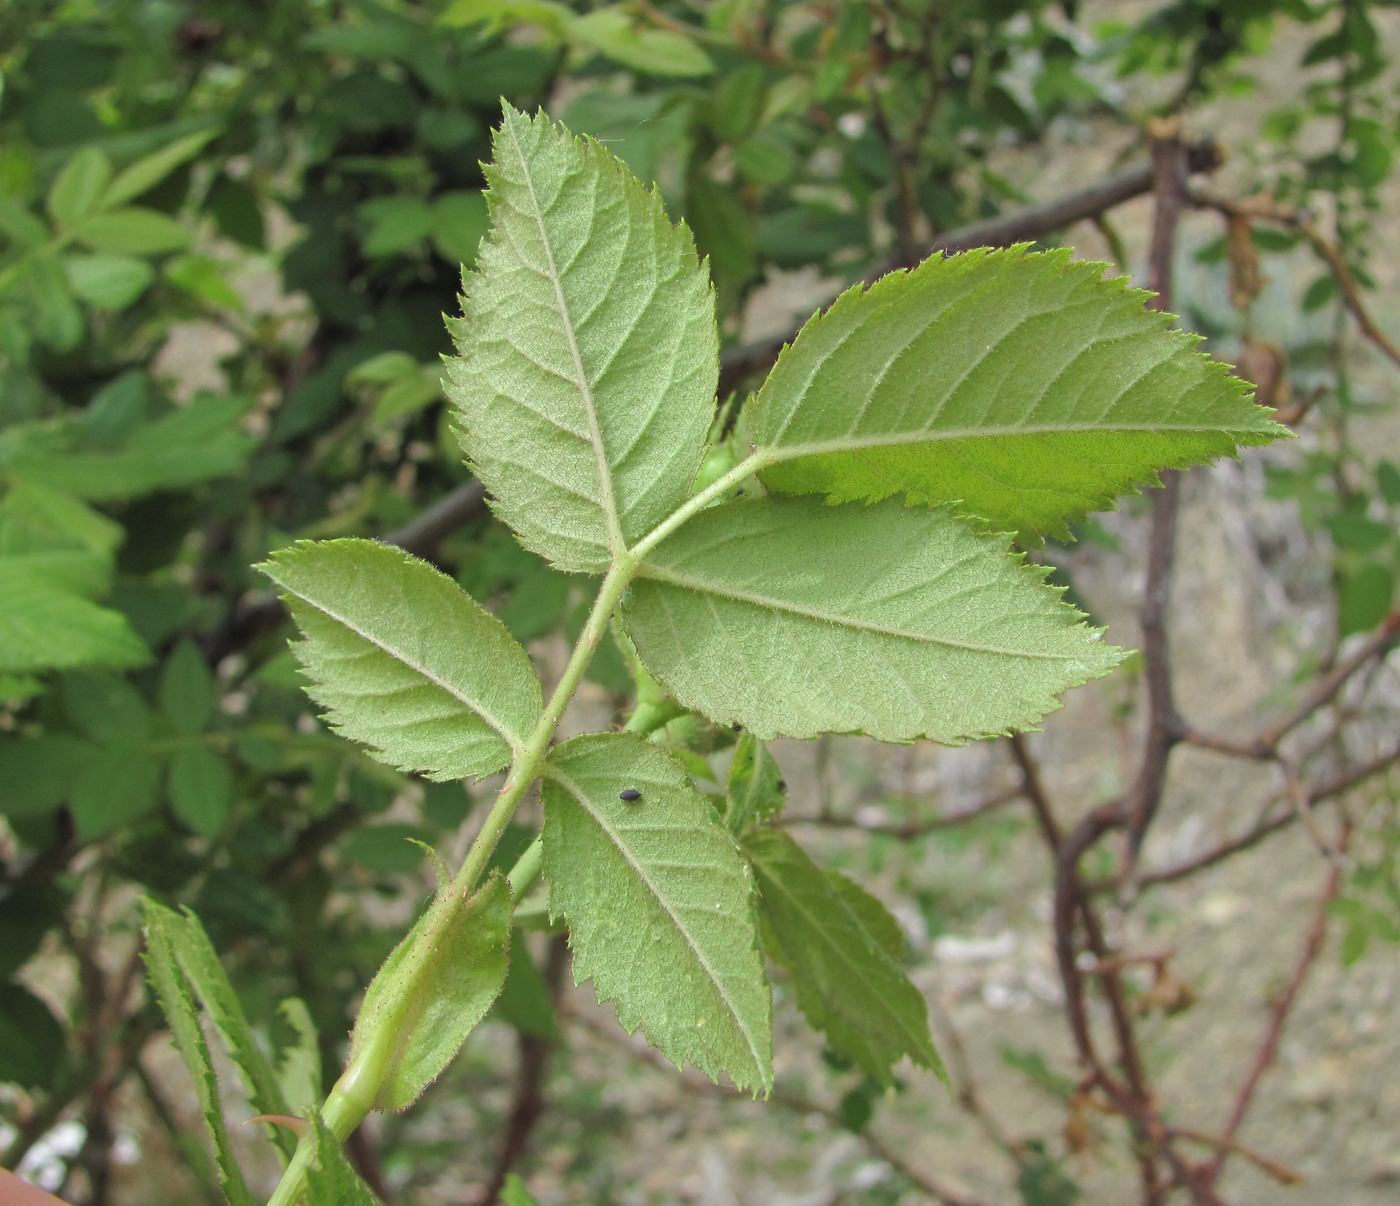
left=1180, top=607, right=1400, bottom=759
left=565, top=1007, right=995, bottom=1206
left=716, top=140, right=1224, bottom=398
left=1200, top=825, right=1348, bottom=1187
left=1122, top=122, right=1190, bottom=890
left=1188, top=188, right=1400, bottom=372
left=481, top=935, right=569, bottom=1206
left=1130, top=742, right=1400, bottom=890
left=784, top=784, right=1022, bottom=839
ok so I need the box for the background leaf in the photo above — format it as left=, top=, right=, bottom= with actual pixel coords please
left=103, top=127, right=220, bottom=209
left=445, top=105, right=716, bottom=572
left=750, top=246, right=1288, bottom=538
left=0, top=553, right=151, bottom=674
left=47, top=147, right=113, bottom=228
left=159, top=641, right=215, bottom=735
left=75, top=207, right=191, bottom=254
left=275, top=998, right=322, bottom=1117
left=63, top=253, right=155, bottom=309
left=623, top=496, right=1123, bottom=742
left=0, top=983, right=69, bottom=1091
left=142, top=901, right=298, bottom=1158
left=744, top=827, right=944, bottom=1087
left=541, top=733, right=771, bottom=1092
left=142, top=904, right=257, bottom=1205
left=168, top=744, right=234, bottom=837
left=261, top=539, right=542, bottom=780
left=7, top=396, right=253, bottom=500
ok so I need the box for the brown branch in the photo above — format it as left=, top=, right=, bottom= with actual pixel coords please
left=201, top=481, right=489, bottom=664
left=1168, top=1126, right=1305, bottom=1186
left=481, top=934, right=570, bottom=1206
left=566, top=1008, right=996, bottom=1206
left=1122, top=122, right=1191, bottom=887
left=926, top=995, right=1021, bottom=1161
left=1130, top=741, right=1400, bottom=890
left=1180, top=606, right=1400, bottom=760
left=383, top=481, right=488, bottom=558
left=1022, top=124, right=1235, bottom=1206
left=939, top=139, right=1223, bottom=257
left=1200, top=826, right=1348, bottom=1188
left=784, top=784, right=1022, bottom=839
left=1007, top=733, right=1062, bottom=848
left=1188, top=188, right=1400, bottom=372
left=717, top=139, right=1224, bottom=398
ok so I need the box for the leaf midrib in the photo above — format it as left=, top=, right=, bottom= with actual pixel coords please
left=502, top=121, right=626, bottom=559
left=545, top=764, right=768, bottom=1080
left=634, top=562, right=1087, bottom=661
left=763, top=419, right=1260, bottom=462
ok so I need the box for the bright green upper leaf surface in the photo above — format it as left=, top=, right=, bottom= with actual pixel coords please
left=750, top=246, right=1287, bottom=538
left=445, top=106, right=717, bottom=572
left=622, top=496, right=1122, bottom=742
left=541, top=733, right=772, bottom=1092
left=349, top=874, right=511, bottom=1112
left=744, top=828, right=944, bottom=1087
left=260, top=539, right=542, bottom=781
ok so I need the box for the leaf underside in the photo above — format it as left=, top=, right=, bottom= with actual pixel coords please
left=751, top=245, right=1289, bottom=539
left=622, top=496, right=1122, bottom=743
left=541, top=733, right=772, bottom=1093
left=745, top=827, right=944, bottom=1087
left=260, top=539, right=541, bottom=781
left=445, top=105, right=717, bottom=572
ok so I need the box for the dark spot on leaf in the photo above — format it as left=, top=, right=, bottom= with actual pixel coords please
left=618, top=788, right=642, bottom=802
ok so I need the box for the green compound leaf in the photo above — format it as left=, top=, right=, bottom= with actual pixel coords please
left=743, top=827, right=944, bottom=1087
left=622, top=496, right=1122, bottom=742
left=260, top=539, right=542, bottom=781
left=541, top=733, right=771, bottom=1093
left=445, top=105, right=716, bottom=573
left=750, top=246, right=1288, bottom=539
left=348, top=873, right=511, bottom=1112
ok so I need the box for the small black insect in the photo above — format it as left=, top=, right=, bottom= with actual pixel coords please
left=618, top=788, right=642, bottom=802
